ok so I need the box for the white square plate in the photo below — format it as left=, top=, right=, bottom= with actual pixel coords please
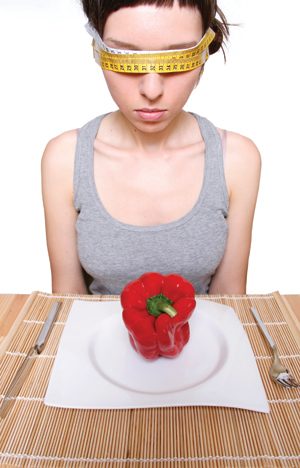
left=44, top=299, right=269, bottom=412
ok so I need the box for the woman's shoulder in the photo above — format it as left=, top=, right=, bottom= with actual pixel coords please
left=218, top=128, right=261, bottom=197
left=219, top=128, right=261, bottom=168
left=41, top=129, right=79, bottom=194
left=226, top=129, right=260, bottom=154
left=196, top=113, right=261, bottom=168
left=41, top=129, right=78, bottom=176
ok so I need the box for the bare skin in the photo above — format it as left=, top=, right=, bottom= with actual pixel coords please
left=41, top=3, right=261, bottom=294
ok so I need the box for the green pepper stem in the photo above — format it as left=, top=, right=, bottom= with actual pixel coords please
left=157, top=303, right=177, bottom=318
left=146, top=293, right=177, bottom=318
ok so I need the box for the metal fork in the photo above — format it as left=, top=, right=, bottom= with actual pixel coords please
left=250, top=307, right=300, bottom=389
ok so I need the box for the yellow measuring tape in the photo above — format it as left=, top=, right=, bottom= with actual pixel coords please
left=86, top=23, right=215, bottom=74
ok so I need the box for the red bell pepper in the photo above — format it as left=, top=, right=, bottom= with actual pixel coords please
left=121, top=272, right=196, bottom=360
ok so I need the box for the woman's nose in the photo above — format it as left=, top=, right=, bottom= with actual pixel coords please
left=139, top=73, right=164, bottom=101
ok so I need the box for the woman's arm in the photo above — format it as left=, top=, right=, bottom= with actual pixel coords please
left=41, top=131, right=88, bottom=294
left=209, top=132, right=261, bottom=294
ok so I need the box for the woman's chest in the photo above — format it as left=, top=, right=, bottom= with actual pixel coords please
left=77, top=199, right=228, bottom=294
left=93, top=144, right=205, bottom=226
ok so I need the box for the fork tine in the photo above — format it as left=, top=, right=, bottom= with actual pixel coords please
left=276, top=378, right=292, bottom=388
left=288, top=375, right=300, bottom=385
left=286, top=378, right=300, bottom=388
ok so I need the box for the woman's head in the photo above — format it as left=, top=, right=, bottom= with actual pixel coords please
left=81, top=1, right=229, bottom=135
left=81, top=0, right=229, bottom=57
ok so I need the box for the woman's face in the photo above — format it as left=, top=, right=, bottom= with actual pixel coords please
left=102, top=2, right=203, bottom=133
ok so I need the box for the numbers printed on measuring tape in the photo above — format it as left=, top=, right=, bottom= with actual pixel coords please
left=92, top=28, right=215, bottom=74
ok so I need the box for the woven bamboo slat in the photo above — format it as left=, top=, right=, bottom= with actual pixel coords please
left=0, top=291, right=299, bottom=467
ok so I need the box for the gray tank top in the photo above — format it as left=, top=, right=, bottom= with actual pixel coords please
left=74, top=112, right=228, bottom=295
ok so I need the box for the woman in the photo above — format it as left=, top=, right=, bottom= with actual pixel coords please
left=41, top=0, right=261, bottom=295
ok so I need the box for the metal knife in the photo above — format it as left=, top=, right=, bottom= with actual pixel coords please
left=250, top=306, right=276, bottom=349
left=0, top=301, right=61, bottom=419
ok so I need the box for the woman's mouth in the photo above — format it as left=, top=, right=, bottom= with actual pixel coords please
left=135, top=109, right=167, bottom=121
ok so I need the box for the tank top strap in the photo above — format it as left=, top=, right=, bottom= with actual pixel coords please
left=190, top=112, right=229, bottom=215
left=73, top=114, right=107, bottom=211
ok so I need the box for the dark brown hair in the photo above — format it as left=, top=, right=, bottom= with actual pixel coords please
left=81, top=0, right=230, bottom=58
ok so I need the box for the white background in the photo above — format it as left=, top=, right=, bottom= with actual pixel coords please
left=0, top=0, right=299, bottom=294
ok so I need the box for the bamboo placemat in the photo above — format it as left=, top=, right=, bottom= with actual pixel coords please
left=0, top=291, right=299, bottom=467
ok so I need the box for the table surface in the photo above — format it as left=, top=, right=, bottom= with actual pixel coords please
left=0, top=292, right=299, bottom=467
left=0, top=293, right=299, bottom=341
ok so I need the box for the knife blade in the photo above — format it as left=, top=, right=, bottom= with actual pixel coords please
left=0, top=301, right=61, bottom=419
left=250, top=307, right=276, bottom=349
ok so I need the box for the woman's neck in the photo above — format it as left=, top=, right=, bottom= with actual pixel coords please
left=112, top=110, right=195, bottom=156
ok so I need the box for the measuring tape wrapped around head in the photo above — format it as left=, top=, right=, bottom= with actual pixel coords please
left=86, top=22, right=215, bottom=74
